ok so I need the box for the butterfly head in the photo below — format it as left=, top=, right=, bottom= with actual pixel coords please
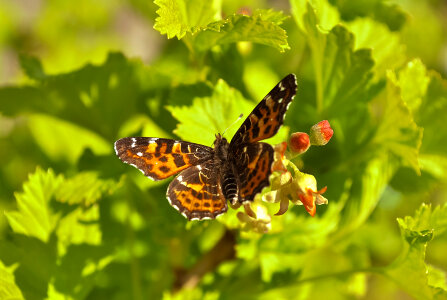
left=214, top=133, right=229, bottom=146
left=213, top=133, right=229, bottom=161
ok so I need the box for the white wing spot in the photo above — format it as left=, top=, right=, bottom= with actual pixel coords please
left=278, top=98, right=283, bottom=103
left=197, top=165, right=202, bottom=170
left=131, top=138, right=137, bottom=148
left=191, top=215, right=212, bottom=221
left=114, top=141, right=119, bottom=155
left=279, top=82, right=285, bottom=91
left=136, top=152, right=143, bottom=157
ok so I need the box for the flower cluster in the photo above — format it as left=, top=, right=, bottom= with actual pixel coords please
left=237, top=120, right=333, bottom=231
left=264, top=161, right=328, bottom=217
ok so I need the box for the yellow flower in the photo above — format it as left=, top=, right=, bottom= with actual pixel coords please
left=264, top=149, right=328, bottom=217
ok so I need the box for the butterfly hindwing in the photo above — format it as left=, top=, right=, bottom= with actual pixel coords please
left=167, top=160, right=227, bottom=220
left=114, top=137, right=213, bottom=180
left=231, top=142, right=274, bottom=202
left=230, top=74, right=297, bottom=147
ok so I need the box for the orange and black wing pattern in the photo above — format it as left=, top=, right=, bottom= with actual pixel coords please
left=229, top=74, right=297, bottom=203
left=232, top=143, right=274, bottom=202
left=114, top=137, right=213, bottom=181
left=230, top=74, right=297, bottom=147
left=167, top=160, right=227, bottom=220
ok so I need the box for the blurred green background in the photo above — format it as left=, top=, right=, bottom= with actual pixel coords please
left=1, top=0, right=447, bottom=299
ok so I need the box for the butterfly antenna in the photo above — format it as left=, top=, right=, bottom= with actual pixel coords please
left=222, top=113, right=244, bottom=137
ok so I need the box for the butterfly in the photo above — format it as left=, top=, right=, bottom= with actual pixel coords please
left=114, top=74, right=297, bottom=220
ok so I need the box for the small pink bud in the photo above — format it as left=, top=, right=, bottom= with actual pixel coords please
left=289, top=132, right=310, bottom=154
left=310, top=120, right=333, bottom=146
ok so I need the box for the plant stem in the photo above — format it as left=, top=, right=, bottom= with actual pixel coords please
left=173, top=229, right=236, bottom=291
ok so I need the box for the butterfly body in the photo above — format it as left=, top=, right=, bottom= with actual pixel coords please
left=115, top=74, right=297, bottom=220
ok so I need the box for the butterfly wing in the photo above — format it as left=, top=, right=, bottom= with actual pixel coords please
left=114, top=137, right=213, bottom=180
left=229, top=74, right=296, bottom=203
left=231, top=142, right=274, bottom=202
left=167, top=160, right=227, bottom=220
left=230, top=74, right=297, bottom=147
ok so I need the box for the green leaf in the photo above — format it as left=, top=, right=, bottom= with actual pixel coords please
left=5, top=168, right=115, bottom=246
left=385, top=203, right=447, bottom=299
left=0, top=53, right=172, bottom=141
left=253, top=9, right=289, bottom=25
left=335, top=156, right=397, bottom=239
left=370, top=72, right=423, bottom=174
left=291, top=1, right=374, bottom=114
left=291, top=0, right=340, bottom=34
left=28, top=114, right=111, bottom=164
left=428, top=264, right=447, bottom=291
left=153, top=1, right=289, bottom=52
left=385, top=63, right=447, bottom=192
left=56, top=206, right=102, bottom=248
left=419, top=154, right=447, bottom=180
left=259, top=252, right=304, bottom=282
left=417, top=71, right=447, bottom=155
left=398, top=203, right=447, bottom=238
left=53, top=172, right=116, bottom=247
left=52, top=244, right=113, bottom=298
left=118, top=114, right=172, bottom=140
left=321, top=26, right=374, bottom=112
left=153, top=0, right=221, bottom=39
left=5, top=168, right=63, bottom=243
left=55, top=172, right=116, bottom=206
left=166, top=79, right=254, bottom=145
left=0, top=235, right=58, bottom=300
left=346, top=18, right=406, bottom=79
left=397, top=59, right=430, bottom=113
left=19, top=54, right=46, bottom=81
left=193, top=13, right=290, bottom=53
left=330, top=0, right=407, bottom=31
left=0, top=261, right=24, bottom=300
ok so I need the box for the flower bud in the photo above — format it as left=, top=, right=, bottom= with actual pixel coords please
left=289, top=132, right=310, bottom=154
left=309, top=120, right=333, bottom=146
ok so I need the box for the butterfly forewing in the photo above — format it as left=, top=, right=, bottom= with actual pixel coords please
left=114, top=137, right=213, bottom=180
left=230, top=74, right=297, bottom=147
left=167, top=160, right=227, bottom=220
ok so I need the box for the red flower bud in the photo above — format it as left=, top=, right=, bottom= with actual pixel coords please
left=310, top=120, right=333, bottom=146
left=289, top=132, right=310, bottom=154
left=237, top=6, right=252, bottom=16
